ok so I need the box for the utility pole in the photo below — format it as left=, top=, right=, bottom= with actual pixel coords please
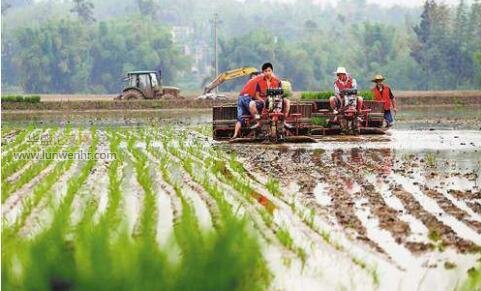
left=210, top=13, right=221, bottom=93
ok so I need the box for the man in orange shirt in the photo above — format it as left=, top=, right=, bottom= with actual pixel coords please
left=372, top=74, right=397, bottom=128
left=254, top=63, right=292, bottom=129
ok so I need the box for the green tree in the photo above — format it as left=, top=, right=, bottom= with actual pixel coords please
left=70, top=0, right=96, bottom=24
left=89, top=18, right=190, bottom=93
left=352, top=22, right=396, bottom=79
left=13, top=19, right=92, bottom=93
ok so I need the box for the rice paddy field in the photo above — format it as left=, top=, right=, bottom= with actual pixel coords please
left=1, top=106, right=481, bottom=291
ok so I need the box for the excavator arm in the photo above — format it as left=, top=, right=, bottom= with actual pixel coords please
left=203, top=67, right=258, bottom=94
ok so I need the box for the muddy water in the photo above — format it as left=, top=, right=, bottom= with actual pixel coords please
left=1, top=109, right=212, bottom=127
left=221, top=127, right=480, bottom=290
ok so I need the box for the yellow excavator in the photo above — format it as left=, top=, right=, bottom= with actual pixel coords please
left=197, top=66, right=258, bottom=100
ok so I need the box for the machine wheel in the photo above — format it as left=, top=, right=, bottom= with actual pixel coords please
left=121, top=89, right=144, bottom=100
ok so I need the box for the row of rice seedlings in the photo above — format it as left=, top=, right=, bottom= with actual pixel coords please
left=2, top=127, right=270, bottom=290
left=2, top=131, right=83, bottom=241
left=112, top=128, right=270, bottom=290
left=143, top=128, right=235, bottom=234
left=1, top=127, right=19, bottom=138
left=127, top=134, right=158, bottom=243
left=1, top=126, right=42, bottom=166
left=149, top=128, right=273, bottom=288
left=1, top=126, right=73, bottom=203
left=99, top=130, right=123, bottom=227
left=165, top=128, right=384, bottom=284
left=161, top=129, right=308, bottom=263
left=1, top=128, right=99, bottom=290
left=1, top=128, right=59, bottom=183
left=62, top=130, right=129, bottom=290
left=132, top=128, right=272, bottom=290
left=200, top=145, right=342, bottom=246
left=1, top=124, right=35, bottom=153
left=184, top=130, right=380, bottom=275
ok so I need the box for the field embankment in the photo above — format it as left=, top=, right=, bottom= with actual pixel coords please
left=1, top=91, right=481, bottom=111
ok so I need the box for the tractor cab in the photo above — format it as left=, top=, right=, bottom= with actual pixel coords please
left=116, top=70, right=179, bottom=100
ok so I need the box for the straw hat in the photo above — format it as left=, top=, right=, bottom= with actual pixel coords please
left=334, top=67, right=347, bottom=74
left=371, top=74, right=385, bottom=82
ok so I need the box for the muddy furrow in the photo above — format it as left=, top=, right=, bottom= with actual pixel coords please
left=423, top=188, right=481, bottom=233
left=175, top=135, right=386, bottom=285
left=326, top=150, right=436, bottom=255
left=392, top=185, right=480, bottom=253
left=236, top=145, right=394, bottom=258
left=365, top=175, right=433, bottom=253
left=350, top=149, right=481, bottom=253
left=448, top=189, right=481, bottom=216
left=314, top=150, right=404, bottom=259
left=328, top=179, right=387, bottom=255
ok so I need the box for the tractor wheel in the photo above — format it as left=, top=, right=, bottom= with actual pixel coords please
left=121, top=89, right=144, bottom=100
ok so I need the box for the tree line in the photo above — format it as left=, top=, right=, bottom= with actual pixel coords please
left=1, top=0, right=481, bottom=93
left=219, top=0, right=481, bottom=91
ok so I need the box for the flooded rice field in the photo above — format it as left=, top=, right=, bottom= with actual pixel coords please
left=1, top=106, right=480, bottom=290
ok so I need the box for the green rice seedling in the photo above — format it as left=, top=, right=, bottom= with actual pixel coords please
left=428, top=229, right=441, bottom=242
left=189, top=124, right=212, bottom=137
left=311, top=116, right=329, bottom=127
left=228, top=154, right=246, bottom=175
left=300, top=91, right=374, bottom=100
left=351, top=257, right=379, bottom=286
left=265, top=176, right=281, bottom=197
left=301, top=91, right=334, bottom=100
left=460, top=261, right=481, bottom=291
left=425, top=152, right=437, bottom=168
left=275, top=227, right=306, bottom=265
left=352, top=257, right=367, bottom=269
left=276, top=228, right=292, bottom=249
